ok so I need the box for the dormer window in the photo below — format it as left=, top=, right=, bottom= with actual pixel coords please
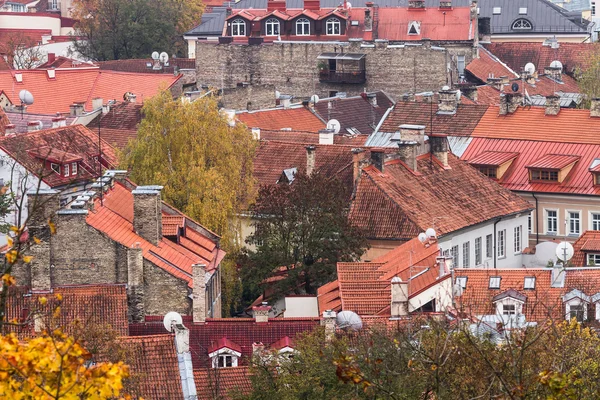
left=530, top=169, right=558, bottom=181
left=512, top=18, right=532, bottom=30
left=477, top=166, right=497, bottom=178
left=50, top=163, right=60, bottom=174
left=502, top=304, right=516, bottom=315
left=71, top=162, right=78, bottom=175
left=231, top=19, right=246, bottom=36
left=326, top=18, right=341, bottom=35
left=208, top=337, right=242, bottom=368
left=526, top=154, right=579, bottom=183
left=489, top=276, right=501, bottom=289
left=408, top=21, right=421, bottom=35
left=492, top=289, right=526, bottom=317
left=265, top=18, right=280, bottom=36
left=217, top=355, right=234, bottom=368
left=468, top=151, right=519, bottom=180
left=296, top=18, right=311, bottom=35
left=63, top=164, right=70, bottom=177
left=563, top=289, right=590, bottom=322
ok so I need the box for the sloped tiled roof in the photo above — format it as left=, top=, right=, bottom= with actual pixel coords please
left=208, top=337, right=243, bottom=354
left=36, top=56, right=97, bottom=69
left=238, top=107, right=325, bottom=133
left=573, top=231, right=600, bottom=266
left=87, top=102, right=143, bottom=149
left=258, top=129, right=368, bottom=146
left=3, top=111, right=77, bottom=134
left=0, top=125, right=117, bottom=188
left=349, top=154, right=533, bottom=240
left=194, top=367, right=253, bottom=400
left=466, top=47, right=518, bottom=83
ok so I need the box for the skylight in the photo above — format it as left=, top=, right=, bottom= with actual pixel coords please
left=456, top=276, right=467, bottom=289
left=489, top=276, right=501, bottom=289
left=524, top=277, right=536, bottom=289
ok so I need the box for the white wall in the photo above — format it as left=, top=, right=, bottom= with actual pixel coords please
left=408, top=276, right=453, bottom=313
left=438, top=213, right=530, bottom=269
left=0, top=14, right=62, bottom=35
left=284, top=296, right=319, bottom=317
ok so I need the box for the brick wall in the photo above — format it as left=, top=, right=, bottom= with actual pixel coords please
left=143, top=259, right=191, bottom=316
left=221, top=83, right=277, bottom=110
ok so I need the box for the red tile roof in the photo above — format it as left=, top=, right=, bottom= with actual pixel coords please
left=36, top=56, right=97, bottom=69
left=467, top=150, right=519, bottom=166
left=87, top=102, right=142, bottom=149
left=349, top=154, right=532, bottom=240
left=462, top=137, right=600, bottom=196
left=467, top=47, right=517, bottom=83
left=525, top=154, right=580, bottom=170
left=237, top=107, right=325, bottom=133
left=455, top=267, right=600, bottom=322
left=5, top=284, right=129, bottom=338
left=0, top=125, right=118, bottom=188
left=270, top=335, right=294, bottom=350
left=194, top=367, right=253, bottom=400
left=208, top=337, right=243, bottom=354
left=0, top=108, right=9, bottom=135
left=0, top=29, right=52, bottom=52
left=86, top=181, right=225, bottom=287
left=0, top=69, right=181, bottom=114
left=573, top=231, right=600, bottom=266
left=258, top=129, right=368, bottom=146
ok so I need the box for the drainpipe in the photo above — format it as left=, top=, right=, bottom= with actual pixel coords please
left=532, top=192, right=539, bottom=245
left=493, top=217, right=501, bottom=269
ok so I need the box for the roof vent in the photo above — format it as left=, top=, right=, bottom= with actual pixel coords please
left=71, top=200, right=86, bottom=209
left=14, top=73, right=22, bottom=83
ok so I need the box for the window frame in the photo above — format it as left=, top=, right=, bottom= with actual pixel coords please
left=231, top=19, right=246, bottom=37
left=524, top=276, right=536, bottom=289
left=50, top=162, right=60, bottom=174
left=567, top=210, right=581, bottom=236
left=591, top=212, right=600, bottom=230
left=71, top=162, right=78, bottom=176
left=462, top=241, right=470, bottom=267
left=568, top=303, right=585, bottom=322
left=546, top=209, right=558, bottom=235
left=296, top=18, right=311, bottom=36
left=457, top=55, right=466, bottom=77
left=513, top=225, right=522, bottom=254
left=530, top=169, right=558, bottom=182
left=325, top=17, right=341, bottom=35
left=489, top=276, right=501, bottom=289
left=512, top=18, right=533, bottom=30
left=502, top=303, right=516, bottom=315
left=587, top=253, right=600, bottom=266
left=486, top=234, right=493, bottom=259
left=477, top=166, right=497, bottom=179
left=455, top=276, right=467, bottom=289
left=265, top=18, right=280, bottom=36
left=407, top=21, right=420, bottom=35
left=451, top=245, right=459, bottom=268
left=497, top=229, right=506, bottom=259
left=63, top=163, right=69, bottom=177
left=475, top=237, right=482, bottom=266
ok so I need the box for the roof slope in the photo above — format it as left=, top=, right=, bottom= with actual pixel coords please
left=572, top=230, right=600, bottom=266
left=3, top=111, right=77, bottom=134
left=259, top=129, right=368, bottom=146
left=98, top=58, right=195, bottom=73
left=194, top=367, right=252, bottom=399
left=237, top=107, right=325, bottom=133
left=349, top=154, right=533, bottom=240
left=87, top=102, right=142, bottom=149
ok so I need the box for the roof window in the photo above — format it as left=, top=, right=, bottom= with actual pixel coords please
left=512, top=18, right=532, bottom=30
left=408, top=21, right=421, bottom=35
left=492, top=7, right=501, bottom=14
left=524, top=276, right=536, bottom=289
left=456, top=276, right=467, bottom=289
left=489, top=276, right=501, bottom=289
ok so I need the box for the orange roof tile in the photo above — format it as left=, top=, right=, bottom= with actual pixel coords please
left=208, top=337, right=243, bottom=354
left=237, top=107, right=325, bottom=133
left=194, top=367, right=252, bottom=400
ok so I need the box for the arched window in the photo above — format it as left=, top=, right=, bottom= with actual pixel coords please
left=296, top=18, right=310, bottom=36
left=511, top=18, right=532, bottom=30
left=265, top=18, right=280, bottom=36
left=326, top=18, right=341, bottom=35
left=231, top=19, right=246, bottom=36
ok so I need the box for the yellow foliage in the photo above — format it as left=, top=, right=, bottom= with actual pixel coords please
left=0, top=330, right=129, bottom=399
left=22, top=255, right=32, bottom=263
left=1, top=274, right=15, bottom=287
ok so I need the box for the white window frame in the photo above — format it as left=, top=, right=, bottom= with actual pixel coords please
left=265, top=18, right=280, bottom=36
left=502, top=303, right=516, bottom=315
left=296, top=18, right=310, bottom=36
left=528, top=212, right=533, bottom=233
left=591, top=212, right=600, bottom=230
left=326, top=17, right=341, bottom=35
left=462, top=241, right=470, bottom=267
left=524, top=276, right=536, bottom=289
left=50, top=163, right=60, bottom=174
left=485, top=234, right=493, bottom=259
left=546, top=209, right=558, bottom=235
left=512, top=18, right=532, bottom=30
left=407, top=21, right=421, bottom=35
left=50, top=0, right=58, bottom=9
left=587, top=253, right=600, bottom=266
left=457, top=55, right=465, bottom=76
left=475, top=237, right=482, bottom=266
left=231, top=19, right=246, bottom=37
left=567, top=210, right=581, bottom=236
left=489, top=276, right=501, bottom=289
left=514, top=225, right=522, bottom=254
left=451, top=245, right=459, bottom=268
left=455, top=276, right=467, bottom=289
left=497, top=229, right=506, bottom=259
left=492, top=7, right=501, bottom=14
left=63, top=163, right=69, bottom=177
left=566, top=301, right=586, bottom=322
left=71, top=162, right=78, bottom=175
left=209, top=348, right=241, bottom=368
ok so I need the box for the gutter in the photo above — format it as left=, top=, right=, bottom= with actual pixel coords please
left=532, top=192, right=539, bottom=245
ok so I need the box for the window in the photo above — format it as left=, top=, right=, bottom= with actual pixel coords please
left=593, top=1, right=596, bottom=16
left=512, top=18, right=532, bottom=30
left=462, top=242, right=470, bottom=267
left=477, top=166, right=497, bottom=178
left=486, top=234, right=493, bottom=259
left=568, top=211, right=581, bottom=235
left=592, top=213, right=600, bottom=230
left=71, top=162, right=78, bottom=175
left=218, top=355, right=233, bottom=368
left=492, top=7, right=501, bottom=14
left=531, top=169, right=558, bottom=181
left=63, top=164, right=69, bottom=177
left=587, top=253, right=600, bottom=265
left=475, top=237, right=482, bottom=265
left=569, top=304, right=585, bottom=322
left=11, top=4, right=25, bottom=11
left=265, top=18, right=280, bottom=36
left=296, top=18, right=310, bottom=35
left=50, top=0, right=58, bottom=9
left=231, top=19, right=246, bottom=36
left=457, top=55, right=465, bottom=77
left=451, top=245, right=459, bottom=268
left=528, top=212, right=532, bottom=233
left=498, top=229, right=506, bottom=258
left=524, top=277, right=536, bottom=289
left=547, top=210, right=558, bottom=234
left=326, top=18, right=340, bottom=35
left=50, top=163, right=60, bottom=174
left=489, top=276, right=501, bottom=289
left=408, top=21, right=420, bottom=35
left=456, top=276, right=467, bottom=289
left=502, top=304, right=516, bottom=315
left=514, top=225, right=522, bottom=254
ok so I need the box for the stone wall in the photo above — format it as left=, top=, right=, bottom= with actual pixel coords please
left=143, top=259, right=191, bottom=316
left=221, top=83, right=277, bottom=110
left=196, top=40, right=475, bottom=105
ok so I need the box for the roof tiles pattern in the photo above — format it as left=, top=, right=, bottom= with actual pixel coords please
left=573, top=231, right=600, bottom=266
left=194, top=367, right=253, bottom=400
left=238, top=107, right=325, bottom=133
left=259, top=129, right=368, bottom=145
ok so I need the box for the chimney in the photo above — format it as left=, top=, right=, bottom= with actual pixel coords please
left=399, top=124, right=425, bottom=147
left=253, top=302, right=271, bottom=323
left=408, top=0, right=425, bottom=8
left=223, top=109, right=236, bottom=127
left=128, top=94, right=137, bottom=103
left=69, top=102, right=84, bottom=116
left=321, top=310, right=337, bottom=342
left=390, top=277, right=409, bottom=318
left=397, top=141, right=419, bottom=171
left=102, top=102, right=111, bottom=115
left=366, top=92, right=377, bottom=107
left=437, top=255, right=451, bottom=278
left=127, top=244, right=145, bottom=323
left=544, top=66, right=562, bottom=82
left=499, top=93, right=522, bottom=115
left=92, top=97, right=103, bottom=110
left=47, top=53, right=55, bottom=64
left=438, top=90, right=458, bottom=114
left=280, top=95, right=292, bottom=109
left=402, top=93, right=415, bottom=102
left=192, top=263, right=207, bottom=323
left=51, top=117, right=66, bottom=128
left=132, top=185, right=163, bottom=246
left=551, top=264, right=565, bottom=288
left=4, top=124, right=16, bottom=135
left=267, top=0, right=286, bottom=11
left=364, top=5, right=373, bottom=31
left=487, top=77, right=503, bottom=91
left=430, top=133, right=449, bottom=167
left=251, top=127, right=260, bottom=140
left=29, top=239, right=51, bottom=291
left=370, top=149, right=385, bottom=172
left=591, top=98, right=600, bottom=117
left=172, top=323, right=198, bottom=399
left=318, top=128, right=334, bottom=145
left=27, top=189, right=60, bottom=230
left=27, top=121, right=42, bottom=132
left=545, top=95, right=560, bottom=116
left=525, top=72, right=537, bottom=85
left=352, top=148, right=365, bottom=186
left=306, top=145, right=316, bottom=175
left=461, top=85, right=478, bottom=102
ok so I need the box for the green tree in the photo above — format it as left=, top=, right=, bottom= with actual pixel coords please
left=240, top=171, right=367, bottom=303
left=71, top=0, right=203, bottom=60
left=577, top=43, right=600, bottom=108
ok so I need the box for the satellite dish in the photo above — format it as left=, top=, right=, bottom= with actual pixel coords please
left=346, top=1, right=352, bottom=8
left=327, top=119, right=341, bottom=134
left=163, top=311, right=183, bottom=332
left=511, top=82, right=519, bottom=92
left=425, top=227, right=436, bottom=238
left=310, top=94, right=320, bottom=104
left=336, top=310, right=363, bottom=330
left=418, top=232, right=427, bottom=243
left=524, top=62, right=536, bottom=75
left=151, top=51, right=160, bottom=60
left=441, top=85, right=450, bottom=91
left=555, top=241, right=574, bottom=262
left=19, top=90, right=34, bottom=105
left=550, top=60, right=563, bottom=71
left=159, top=52, right=169, bottom=64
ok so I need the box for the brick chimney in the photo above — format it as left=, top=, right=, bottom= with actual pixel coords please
left=69, top=102, right=85, bottom=116
left=318, top=129, right=334, bottom=145
left=306, top=145, right=316, bottom=175
left=390, top=276, right=409, bottom=319
left=438, top=90, right=457, bottom=114
left=192, top=263, right=206, bottom=323
left=461, top=85, right=478, bottom=102
left=364, top=4, right=373, bottom=31
left=499, top=93, right=522, bottom=115
left=321, top=310, right=337, bottom=342
left=370, top=149, right=385, bottom=172
left=591, top=98, right=600, bottom=117
left=26, top=188, right=60, bottom=230
left=544, top=66, right=562, bottom=82
left=352, top=148, right=365, bottom=186
left=127, top=244, right=145, bottom=322
left=399, top=124, right=425, bottom=146
left=545, top=95, right=560, bottom=116
left=132, top=185, right=163, bottom=246
left=253, top=302, right=271, bottom=323
left=430, top=133, right=449, bottom=167
left=397, top=141, right=419, bottom=171
left=267, top=0, right=286, bottom=11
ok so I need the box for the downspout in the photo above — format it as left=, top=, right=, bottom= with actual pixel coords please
left=493, top=217, right=501, bottom=269
left=532, top=192, right=539, bottom=245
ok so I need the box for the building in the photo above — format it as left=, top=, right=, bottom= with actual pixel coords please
left=573, top=230, right=600, bottom=266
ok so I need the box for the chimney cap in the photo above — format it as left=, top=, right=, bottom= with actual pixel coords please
left=306, top=145, right=316, bottom=151
left=391, top=276, right=403, bottom=283
left=399, top=124, right=426, bottom=130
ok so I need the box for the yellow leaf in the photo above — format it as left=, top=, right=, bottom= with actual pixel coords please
left=22, top=256, right=32, bottom=263
left=6, top=236, right=13, bottom=247
left=38, top=297, right=47, bottom=305
left=2, top=274, right=16, bottom=287
left=48, top=220, right=56, bottom=234
left=5, top=250, right=17, bottom=264
left=55, top=293, right=63, bottom=301
left=33, top=236, right=41, bottom=244
left=9, top=226, right=18, bottom=233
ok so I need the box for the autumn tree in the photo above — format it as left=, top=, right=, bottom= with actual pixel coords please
left=577, top=43, right=600, bottom=108
left=71, top=0, right=203, bottom=60
left=0, top=31, right=44, bottom=69
left=240, top=171, right=367, bottom=303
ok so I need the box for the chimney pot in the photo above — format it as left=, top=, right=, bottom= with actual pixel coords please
left=390, top=277, right=409, bottom=318
left=545, top=95, right=560, bottom=116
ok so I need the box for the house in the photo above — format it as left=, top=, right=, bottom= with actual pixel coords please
left=573, top=230, right=600, bottom=266
left=16, top=170, right=225, bottom=322
left=349, top=132, right=533, bottom=261
left=460, top=100, right=600, bottom=246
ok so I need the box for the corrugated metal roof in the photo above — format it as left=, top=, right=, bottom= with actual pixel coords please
left=364, top=131, right=397, bottom=147
left=187, top=9, right=227, bottom=35
left=448, top=136, right=472, bottom=157
left=525, top=153, right=580, bottom=169
left=468, top=150, right=519, bottom=166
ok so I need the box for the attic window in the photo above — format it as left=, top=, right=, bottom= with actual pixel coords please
left=530, top=169, right=558, bottom=182
left=63, top=164, right=70, bottom=177
left=524, top=277, right=536, bottom=289
left=50, top=163, right=60, bottom=174
left=455, top=276, right=467, bottom=289
left=231, top=19, right=246, bottom=36
left=492, top=7, right=501, bottom=14
left=71, top=162, right=78, bottom=175
left=512, top=18, right=532, bottom=30
left=489, top=276, right=501, bottom=289
left=218, top=355, right=234, bottom=368
left=526, top=154, right=579, bottom=183
left=408, top=21, right=421, bottom=35
left=477, top=166, right=497, bottom=178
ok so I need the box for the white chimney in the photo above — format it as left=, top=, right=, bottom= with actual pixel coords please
left=318, top=129, right=334, bottom=145
left=4, top=124, right=16, bottom=136
left=390, top=276, right=409, bottom=318
left=27, top=121, right=42, bottom=132
left=223, top=109, right=236, bottom=127
left=367, top=93, right=377, bottom=107
left=280, top=95, right=292, bottom=109
left=172, top=323, right=198, bottom=399
left=251, top=127, right=260, bottom=140
left=92, top=97, right=103, bottom=110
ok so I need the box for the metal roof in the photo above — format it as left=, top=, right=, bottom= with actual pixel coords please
left=447, top=136, right=472, bottom=157
left=317, top=52, right=366, bottom=60
left=186, top=8, right=227, bottom=36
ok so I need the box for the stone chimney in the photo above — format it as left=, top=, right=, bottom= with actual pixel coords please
left=172, top=323, right=198, bottom=399
left=461, top=85, right=478, bottom=102
left=321, top=310, right=337, bottom=342
left=591, top=98, right=600, bottom=118
left=192, top=263, right=206, bottom=323
left=132, top=185, right=163, bottom=246
left=28, top=238, right=51, bottom=291
left=251, top=127, right=260, bottom=140
left=127, top=244, right=145, bottom=323
left=318, top=129, right=334, bottom=145
left=306, top=145, right=316, bottom=175
left=370, top=149, right=385, bottom=172
left=438, top=90, right=458, bottom=114
left=27, top=121, right=42, bottom=132
left=499, top=93, right=522, bottom=115
left=397, top=141, right=419, bottom=172
left=545, top=95, right=560, bottom=116
left=364, top=4, right=373, bottom=31
left=399, top=124, right=425, bottom=147
left=253, top=302, right=271, bottom=323
left=430, top=133, right=449, bottom=167
left=487, top=77, right=503, bottom=91
left=390, top=277, right=409, bottom=319
left=92, top=97, right=103, bottom=110
left=69, top=102, right=85, bottom=116
left=352, top=148, right=365, bottom=186
left=544, top=66, right=562, bottom=82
